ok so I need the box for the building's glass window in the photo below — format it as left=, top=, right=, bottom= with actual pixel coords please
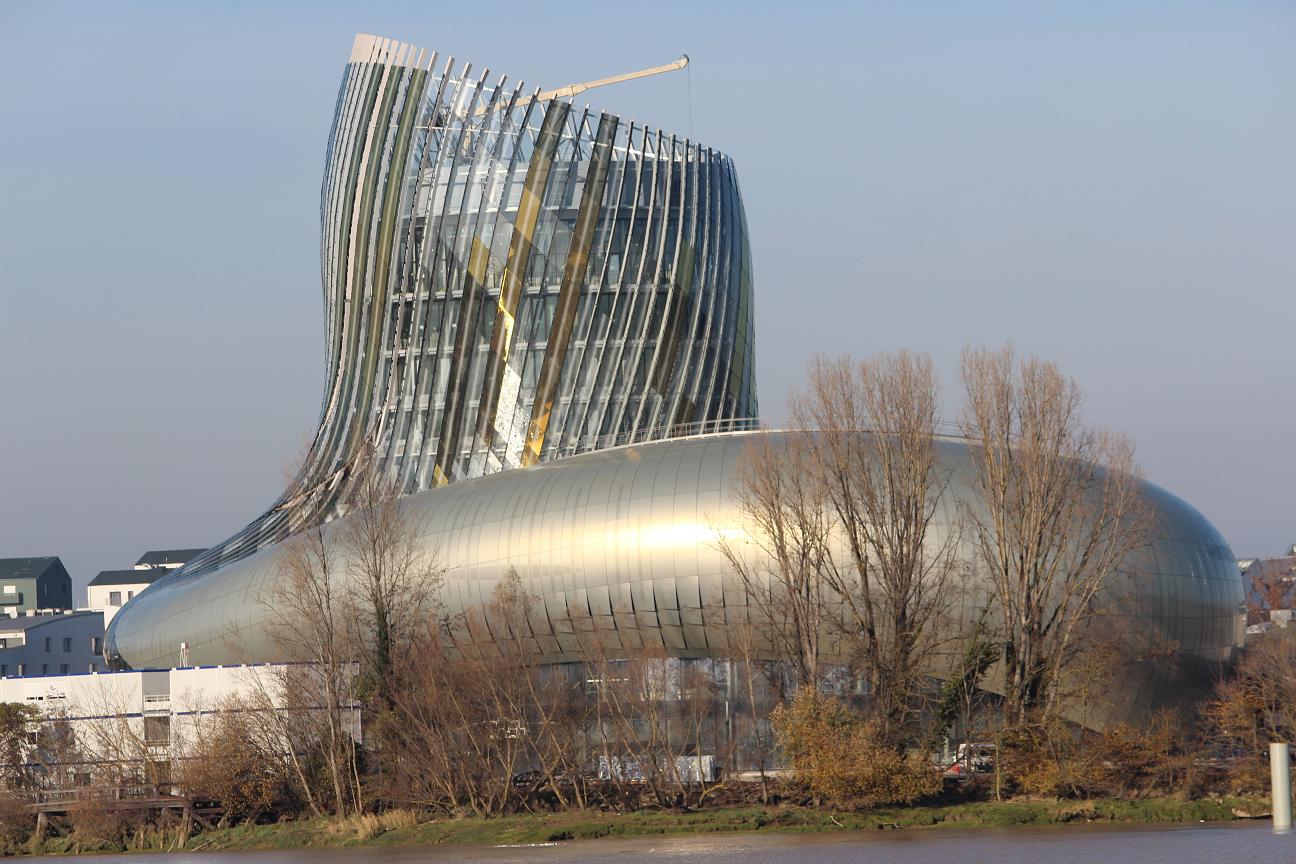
left=91, top=637, right=101, bottom=654
left=144, top=715, right=170, bottom=745
left=88, top=663, right=96, bottom=673
left=44, top=638, right=50, bottom=652
left=59, top=664, right=68, bottom=675
left=2, top=585, right=14, bottom=595
left=16, top=664, right=24, bottom=676
left=109, top=591, right=121, bottom=606
left=0, top=665, right=6, bottom=677
left=62, top=637, right=71, bottom=652
left=127, top=591, right=135, bottom=600
left=41, top=665, right=47, bottom=676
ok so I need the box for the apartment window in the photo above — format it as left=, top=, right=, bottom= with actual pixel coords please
left=91, top=636, right=101, bottom=654
left=109, top=591, right=122, bottom=606
left=88, top=663, right=97, bottom=673
left=59, top=664, right=68, bottom=675
left=2, top=585, right=14, bottom=595
left=0, top=665, right=6, bottom=677
left=143, top=715, right=170, bottom=745
left=44, top=638, right=50, bottom=652
left=62, top=637, right=71, bottom=653
left=16, top=664, right=24, bottom=676
left=128, top=591, right=135, bottom=600
left=41, top=665, right=47, bottom=676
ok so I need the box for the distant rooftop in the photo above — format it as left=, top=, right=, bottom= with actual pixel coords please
left=89, top=569, right=164, bottom=588
left=133, top=549, right=205, bottom=569
left=0, top=609, right=99, bottom=633
left=0, top=558, right=65, bottom=582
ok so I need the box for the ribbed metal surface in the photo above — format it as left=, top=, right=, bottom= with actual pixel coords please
left=106, top=432, right=1244, bottom=728
left=174, top=34, right=757, bottom=581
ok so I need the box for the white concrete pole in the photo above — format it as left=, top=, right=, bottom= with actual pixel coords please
left=1271, top=742, right=1292, bottom=833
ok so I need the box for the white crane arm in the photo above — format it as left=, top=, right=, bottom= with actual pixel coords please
left=473, top=55, right=688, bottom=117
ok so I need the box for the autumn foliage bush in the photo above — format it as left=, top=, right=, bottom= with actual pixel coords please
left=0, top=789, right=34, bottom=852
left=773, top=688, right=941, bottom=806
left=1201, top=631, right=1296, bottom=794
left=65, top=799, right=147, bottom=852
left=176, top=699, right=292, bottom=825
left=997, top=710, right=1200, bottom=799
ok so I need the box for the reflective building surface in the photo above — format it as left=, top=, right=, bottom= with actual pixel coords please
left=109, top=433, right=1242, bottom=727
left=107, top=34, right=1243, bottom=727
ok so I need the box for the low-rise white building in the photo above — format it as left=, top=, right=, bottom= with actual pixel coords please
left=0, top=665, right=360, bottom=784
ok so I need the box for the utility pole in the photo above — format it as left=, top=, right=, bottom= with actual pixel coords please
left=1272, top=742, right=1292, bottom=833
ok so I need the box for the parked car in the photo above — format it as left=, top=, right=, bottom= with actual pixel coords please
left=943, top=742, right=995, bottom=778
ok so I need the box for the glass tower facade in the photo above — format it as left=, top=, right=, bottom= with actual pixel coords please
left=180, top=34, right=757, bottom=580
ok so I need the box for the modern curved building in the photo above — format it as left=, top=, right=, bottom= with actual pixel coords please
left=106, top=34, right=1244, bottom=727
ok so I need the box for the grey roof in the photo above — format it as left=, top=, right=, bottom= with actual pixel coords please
left=0, top=610, right=100, bottom=633
left=133, top=549, right=205, bottom=568
left=1241, top=555, right=1296, bottom=576
left=0, top=557, right=63, bottom=582
left=89, top=569, right=162, bottom=588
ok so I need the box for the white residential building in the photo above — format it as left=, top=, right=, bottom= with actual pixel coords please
left=87, top=571, right=161, bottom=626
left=87, top=548, right=204, bottom=626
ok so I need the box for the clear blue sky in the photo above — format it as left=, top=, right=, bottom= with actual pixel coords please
left=1, top=1, right=1292, bottom=597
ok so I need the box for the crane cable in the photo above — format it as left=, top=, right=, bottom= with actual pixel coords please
left=685, top=58, right=694, bottom=141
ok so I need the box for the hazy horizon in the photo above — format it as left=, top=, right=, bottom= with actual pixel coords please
left=1, top=1, right=1291, bottom=599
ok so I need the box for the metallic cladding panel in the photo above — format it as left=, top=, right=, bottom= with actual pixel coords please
left=108, top=431, right=1244, bottom=729
left=522, top=113, right=619, bottom=467
left=164, top=34, right=758, bottom=584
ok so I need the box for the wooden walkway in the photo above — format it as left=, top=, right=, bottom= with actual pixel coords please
left=28, top=785, right=223, bottom=840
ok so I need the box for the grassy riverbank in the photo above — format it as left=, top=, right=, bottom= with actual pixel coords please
left=28, top=796, right=1272, bottom=856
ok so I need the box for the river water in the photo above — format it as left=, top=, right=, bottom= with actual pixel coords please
left=53, top=822, right=1294, bottom=863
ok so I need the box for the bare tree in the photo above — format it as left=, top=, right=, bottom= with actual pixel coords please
left=265, top=525, right=363, bottom=817
left=259, top=445, right=442, bottom=816
left=959, top=345, right=1151, bottom=723
left=793, top=352, right=960, bottom=743
left=337, top=450, right=441, bottom=705
left=66, top=677, right=170, bottom=789
left=718, top=433, right=833, bottom=690
left=486, top=570, right=594, bottom=811
left=725, top=605, right=779, bottom=802
left=580, top=642, right=725, bottom=810
left=379, top=608, right=530, bottom=816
